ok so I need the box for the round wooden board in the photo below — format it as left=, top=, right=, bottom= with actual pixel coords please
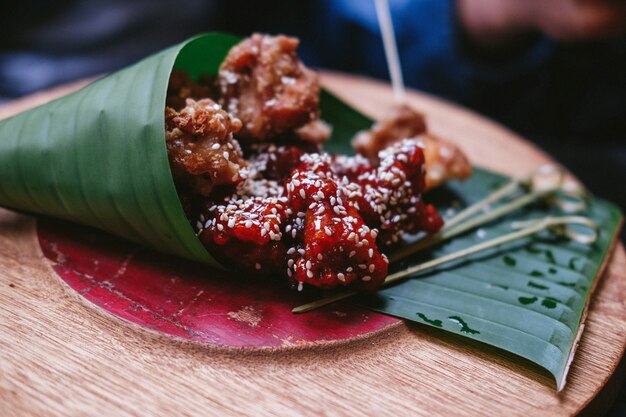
left=0, top=72, right=625, bottom=417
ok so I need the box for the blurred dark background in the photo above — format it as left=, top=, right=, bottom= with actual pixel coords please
left=0, top=0, right=624, bottom=220
left=0, top=0, right=624, bottom=414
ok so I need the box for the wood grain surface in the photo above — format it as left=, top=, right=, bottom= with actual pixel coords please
left=1, top=72, right=625, bottom=417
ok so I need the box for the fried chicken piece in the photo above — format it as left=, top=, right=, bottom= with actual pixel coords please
left=217, top=33, right=322, bottom=142
left=199, top=196, right=289, bottom=276
left=284, top=154, right=388, bottom=289
left=166, top=98, right=247, bottom=197
left=352, top=104, right=471, bottom=189
left=166, top=70, right=215, bottom=110
left=335, top=139, right=444, bottom=245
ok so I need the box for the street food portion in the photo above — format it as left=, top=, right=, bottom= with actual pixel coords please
left=165, top=34, right=470, bottom=290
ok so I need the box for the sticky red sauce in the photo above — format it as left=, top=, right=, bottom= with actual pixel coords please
left=37, top=219, right=398, bottom=347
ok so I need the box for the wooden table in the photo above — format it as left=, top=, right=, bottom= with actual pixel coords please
left=0, top=72, right=624, bottom=417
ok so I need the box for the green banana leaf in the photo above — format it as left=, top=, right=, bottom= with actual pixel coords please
left=0, top=34, right=244, bottom=267
left=0, top=32, right=621, bottom=391
left=323, top=92, right=623, bottom=390
left=359, top=174, right=621, bottom=390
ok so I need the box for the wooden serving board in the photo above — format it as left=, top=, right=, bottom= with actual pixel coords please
left=1, top=72, right=625, bottom=417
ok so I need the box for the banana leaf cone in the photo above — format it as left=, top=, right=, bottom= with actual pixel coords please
left=0, top=33, right=374, bottom=267
left=0, top=34, right=251, bottom=267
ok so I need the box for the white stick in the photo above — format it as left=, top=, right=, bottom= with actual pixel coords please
left=374, top=0, right=406, bottom=102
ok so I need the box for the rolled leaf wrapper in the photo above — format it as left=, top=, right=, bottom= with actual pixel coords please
left=0, top=34, right=246, bottom=267
left=0, top=33, right=375, bottom=267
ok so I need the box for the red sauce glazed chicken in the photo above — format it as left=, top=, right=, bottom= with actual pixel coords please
left=165, top=33, right=471, bottom=292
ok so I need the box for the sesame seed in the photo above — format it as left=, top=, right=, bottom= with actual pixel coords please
left=227, top=218, right=236, bottom=228
left=306, top=260, right=312, bottom=269
left=255, top=263, right=261, bottom=270
left=287, top=247, right=296, bottom=255
left=307, top=270, right=314, bottom=278
left=299, top=189, right=306, bottom=199
left=369, top=264, right=375, bottom=273
left=362, top=276, right=372, bottom=282
left=245, top=221, right=252, bottom=228
left=317, top=253, right=323, bottom=260
left=368, top=248, right=374, bottom=258
left=337, top=273, right=346, bottom=282
left=297, top=282, right=303, bottom=291
left=223, top=151, right=230, bottom=160
left=217, top=224, right=224, bottom=231
left=349, top=251, right=356, bottom=258
left=288, top=259, right=294, bottom=268
left=325, top=227, right=332, bottom=236
left=211, top=143, right=220, bottom=150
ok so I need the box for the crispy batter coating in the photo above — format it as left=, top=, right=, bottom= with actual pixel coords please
left=217, top=33, right=322, bottom=142
left=165, top=98, right=247, bottom=197
left=352, top=104, right=472, bottom=189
